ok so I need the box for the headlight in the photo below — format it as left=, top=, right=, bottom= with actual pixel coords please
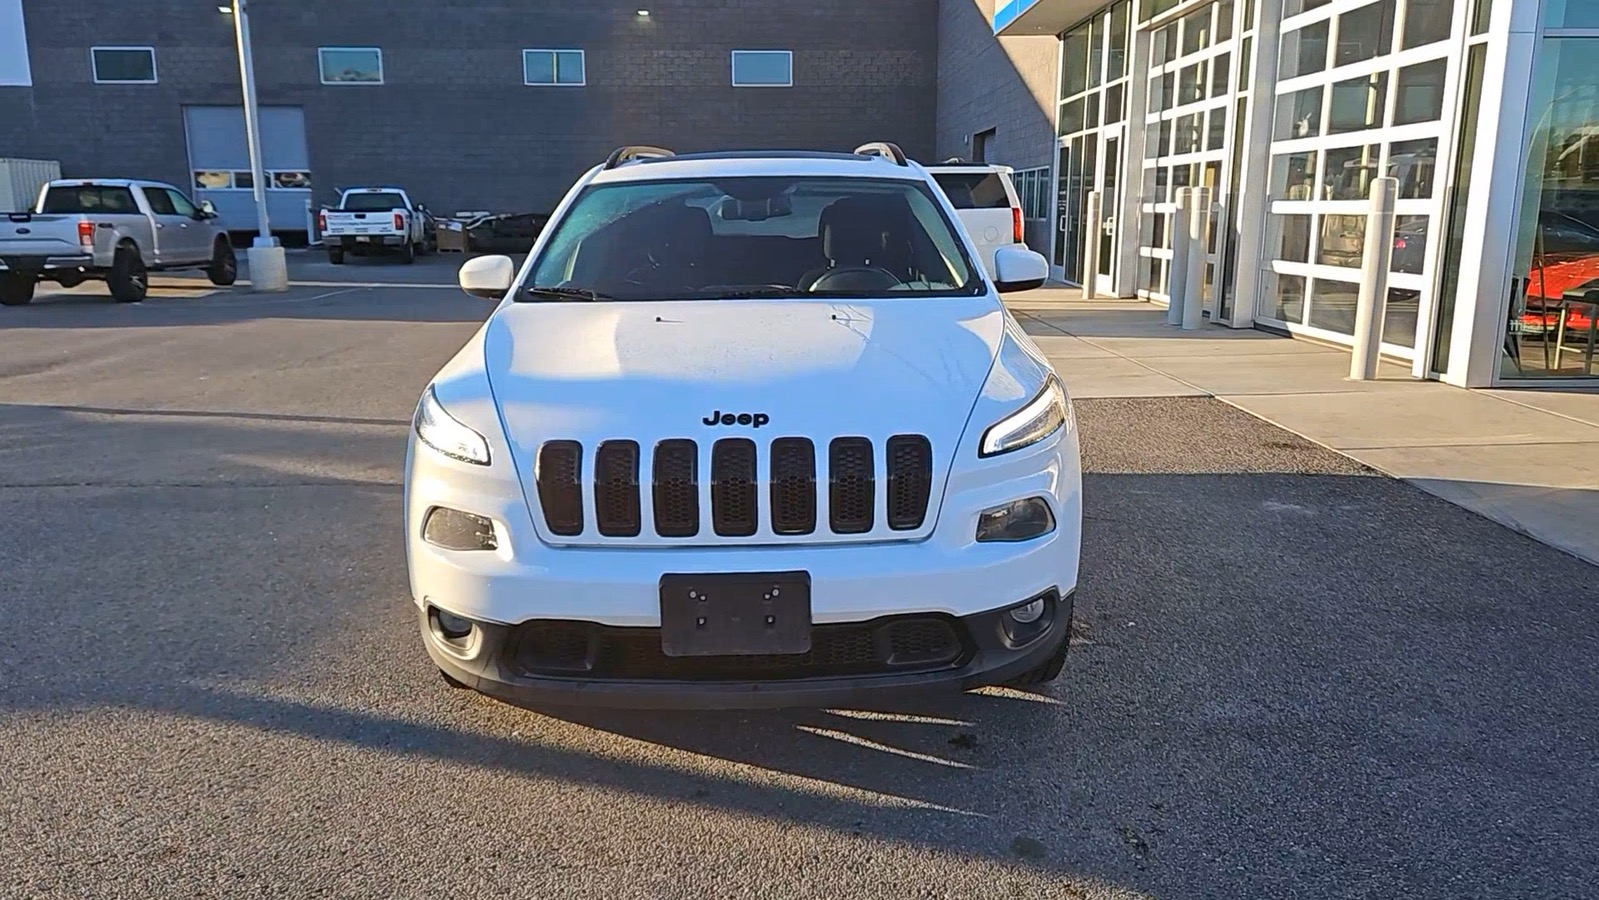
left=979, top=376, right=1069, bottom=457
left=414, top=386, right=491, bottom=465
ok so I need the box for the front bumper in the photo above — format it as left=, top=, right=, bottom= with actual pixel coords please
left=421, top=589, right=1073, bottom=710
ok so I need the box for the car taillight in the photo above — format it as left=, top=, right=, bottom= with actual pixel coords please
left=1012, top=207, right=1024, bottom=244
left=317, top=211, right=326, bottom=233
left=394, top=212, right=405, bottom=230
left=1394, top=237, right=1407, bottom=249
left=77, top=220, right=94, bottom=249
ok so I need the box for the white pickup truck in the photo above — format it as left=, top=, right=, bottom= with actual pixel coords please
left=319, top=187, right=435, bottom=265
left=0, top=179, right=236, bottom=306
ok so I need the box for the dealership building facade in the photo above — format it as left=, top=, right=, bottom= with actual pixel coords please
left=948, top=0, right=1599, bottom=387
left=4, top=0, right=1599, bottom=387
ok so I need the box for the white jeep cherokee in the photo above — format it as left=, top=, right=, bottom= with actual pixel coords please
left=406, top=143, right=1082, bottom=709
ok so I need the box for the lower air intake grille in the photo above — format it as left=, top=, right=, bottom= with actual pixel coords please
left=510, top=615, right=968, bottom=681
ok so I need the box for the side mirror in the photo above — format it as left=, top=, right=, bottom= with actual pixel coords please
left=199, top=199, right=217, bottom=217
left=992, top=246, right=1049, bottom=293
left=458, top=254, right=516, bottom=300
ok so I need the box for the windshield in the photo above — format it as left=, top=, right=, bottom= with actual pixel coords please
left=524, top=176, right=982, bottom=301
left=340, top=192, right=406, bottom=212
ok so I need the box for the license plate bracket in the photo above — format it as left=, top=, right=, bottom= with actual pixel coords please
left=659, top=571, right=811, bottom=657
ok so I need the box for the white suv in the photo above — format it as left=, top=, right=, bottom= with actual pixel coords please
left=406, top=143, right=1082, bottom=709
left=925, top=161, right=1025, bottom=280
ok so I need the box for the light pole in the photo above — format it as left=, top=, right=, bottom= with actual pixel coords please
left=223, top=0, right=288, bottom=290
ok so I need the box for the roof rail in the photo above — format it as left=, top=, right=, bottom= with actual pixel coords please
left=853, top=142, right=908, bottom=165
left=603, top=145, right=675, bottom=170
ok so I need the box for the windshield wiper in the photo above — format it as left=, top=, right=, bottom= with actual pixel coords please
left=520, top=285, right=612, bottom=302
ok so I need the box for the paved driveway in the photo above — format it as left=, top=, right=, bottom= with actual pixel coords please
left=1, top=280, right=1595, bottom=898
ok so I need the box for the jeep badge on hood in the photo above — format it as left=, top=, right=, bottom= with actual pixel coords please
left=704, top=410, right=770, bottom=428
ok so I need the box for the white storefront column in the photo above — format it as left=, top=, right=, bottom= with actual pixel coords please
left=1222, top=0, right=1284, bottom=329
left=1444, top=0, right=1541, bottom=387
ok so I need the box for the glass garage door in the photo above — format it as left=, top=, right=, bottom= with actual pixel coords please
left=1258, top=0, right=1461, bottom=358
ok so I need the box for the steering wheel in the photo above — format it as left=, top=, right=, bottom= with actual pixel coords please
left=808, top=265, right=903, bottom=293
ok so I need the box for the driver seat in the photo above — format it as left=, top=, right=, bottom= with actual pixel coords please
left=798, top=195, right=913, bottom=290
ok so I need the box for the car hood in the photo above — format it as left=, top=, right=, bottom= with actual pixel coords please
left=481, top=296, right=1006, bottom=544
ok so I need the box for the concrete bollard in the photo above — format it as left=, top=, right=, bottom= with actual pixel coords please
left=1349, top=177, right=1399, bottom=380
left=1082, top=190, right=1101, bottom=300
left=247, top=236, right=289, bottom=292
left=1182, top=186, right=1211, bottom=331
left=1168, top=188, right=1193, bottom=325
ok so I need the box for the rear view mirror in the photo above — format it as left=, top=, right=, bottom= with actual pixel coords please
left=992, top=246, right=1049, bottom=293
left=458, top=254, right=515, bottom=300
left=719, top=195, right=792, bottom=221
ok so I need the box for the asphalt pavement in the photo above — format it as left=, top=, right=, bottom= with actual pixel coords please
left=1, top=262, right=1596, bottom=899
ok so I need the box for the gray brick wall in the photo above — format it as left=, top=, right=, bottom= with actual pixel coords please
left=0, top=0, right=938, bottom=219
left=935, top=0, right=1057, bottom=172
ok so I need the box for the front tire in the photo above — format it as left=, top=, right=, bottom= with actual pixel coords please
left=206, top=239, right=237, bottom=286
left=0, top=273, right=35, bottom=306
left=108, top=246, right=148, bottom=303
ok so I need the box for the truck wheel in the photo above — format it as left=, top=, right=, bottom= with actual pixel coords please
left=206, top=239, right=238, bottom=286
left=399, top=241, right=416, bottom=265
left=328, top=247, right=345, bottom=265
left=109, top=246, right=148, bottom=303
left=0, top=273, right=35, bottom=306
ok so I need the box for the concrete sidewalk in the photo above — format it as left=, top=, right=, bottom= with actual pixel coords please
left=1010, top=290, right=1599, bottom=568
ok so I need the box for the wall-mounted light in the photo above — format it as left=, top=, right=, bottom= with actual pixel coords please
left=217, top=4, right=232, bottom=12
left=636, top=9, right=650, bottom=16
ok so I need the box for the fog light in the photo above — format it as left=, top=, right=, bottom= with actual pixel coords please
left=423, top=507, right=498, bottom=551
left=437, top=610, right=473, bottom=639
left=433, top=607, right=475, bottom=641
left=976, top=497, right=1056, bottom=543
left=1001, top=592, right=1055, bottom=646
left=1008, top=598, right=1045, bottom=624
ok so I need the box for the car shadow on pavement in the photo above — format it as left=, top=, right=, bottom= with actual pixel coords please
left=4, top=399, right=1599, bottom=898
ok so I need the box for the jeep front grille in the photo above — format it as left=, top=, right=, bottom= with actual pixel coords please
left=534, top=436, right=934, bottom=541
left=710, top=438, right=758, bottom=537
left=651, top=439, right=699, bottom=537
left=535, top=440, right=584, bottom=536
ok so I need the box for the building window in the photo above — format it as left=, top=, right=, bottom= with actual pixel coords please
left=193, top=171, right=313, bottom=191
left=319, top=47, right=383, bottom=84
left=91, top=47, right=157, bottom=84
left=524, top=49, right=585, bottom=86
left=731, top=50, right=792, bottom=87
left=1013, top=167, right=1052, bottom=220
